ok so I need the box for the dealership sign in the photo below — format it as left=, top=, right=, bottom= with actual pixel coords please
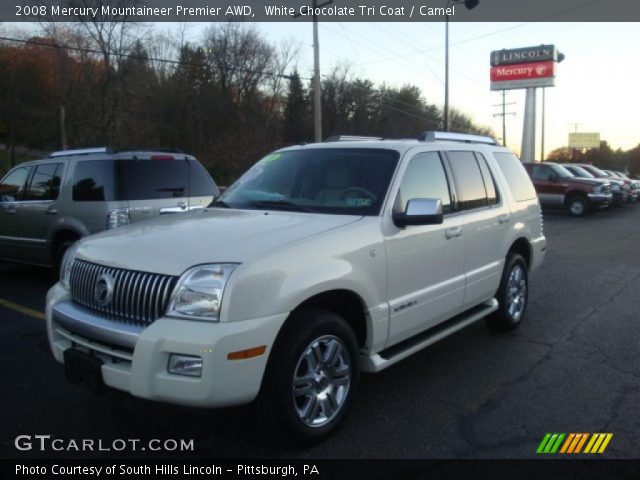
left=490, top=45, right=558, bottom=91
left=491, top=45, right=557, bottom=66
left=569, top=132, right=601, bottom=149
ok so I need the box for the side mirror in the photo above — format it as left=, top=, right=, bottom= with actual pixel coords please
left=393, top=198, right=443, bottom=228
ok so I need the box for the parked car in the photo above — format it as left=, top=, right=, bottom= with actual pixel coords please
left=522, top=162, right=612, bottom=216
left=564, top=164, right=628, bottom=206
left=0, top=147, right=219, bottom=270
left=46, top=132, right=546, bottom=442
left=602, top=170, right=639, bottom=201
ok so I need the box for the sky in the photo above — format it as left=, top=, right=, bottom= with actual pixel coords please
left=243, top=21, right=640, bottom=157
left=9, top=20, right=640, bottom=157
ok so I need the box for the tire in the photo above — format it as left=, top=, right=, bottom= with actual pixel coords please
left=566, top=195, right=589, bottom=217
left=263, top=308, right=359, bottom=444
left=486, top=253, right=528, bottom=332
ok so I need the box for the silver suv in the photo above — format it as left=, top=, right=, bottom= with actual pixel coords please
left=0, top=147, right=218, bottom=270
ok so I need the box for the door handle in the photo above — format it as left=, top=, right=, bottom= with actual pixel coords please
left=498, top=214, right=511, bottom=224
left=445, top=226, right=462, bottom=239
left=45, top=208, right=58, bottom=215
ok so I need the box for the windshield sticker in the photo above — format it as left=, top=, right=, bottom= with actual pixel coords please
left=262, top=153, right=281, bottom=164
left=346, top=198, right=372, bottom=207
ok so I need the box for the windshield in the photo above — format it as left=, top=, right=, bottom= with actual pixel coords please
left=567, top=165, right=595, bottom=178
left=550, top=164, right=574, bottom=178
left=215, top=148, right=399, bottom=215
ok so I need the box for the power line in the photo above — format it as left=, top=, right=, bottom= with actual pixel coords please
left=0, top=35, right=308, bottom=81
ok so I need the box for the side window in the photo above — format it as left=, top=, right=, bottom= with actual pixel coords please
left=395, top=152, right=452, bottom=214
left=493, top=152, right=537, bottom=202
left=531, top=165, right=552, bottom=181
left=26, top=163, right=63, bottom=201
left=72, top=160, right=116, bottom=201
left=447, top=151, right=489, bottom=211
left=0, top=166, right=31, bottom=202
left=188, top=159, right=219, bottom=197
left=475, top=153, right=498, bottom=205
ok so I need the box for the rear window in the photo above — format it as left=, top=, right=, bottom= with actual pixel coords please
left=26, top=163, right=63, bottom=201
left=446, top=151, right=490, bottom=211
left=493, top=153, right=537, bottom=202
left=72, top=158, right=217, bottom=201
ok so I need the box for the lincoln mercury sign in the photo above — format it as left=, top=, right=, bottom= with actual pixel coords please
left=490, top=45, right=558, bottom=91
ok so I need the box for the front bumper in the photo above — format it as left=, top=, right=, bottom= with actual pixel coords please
left=587, top=192, right=613, bottom=208
left=46, top=283, right=288, bottom=408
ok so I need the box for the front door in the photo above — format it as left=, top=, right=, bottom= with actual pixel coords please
left=383, top=151, right=466, bottom=346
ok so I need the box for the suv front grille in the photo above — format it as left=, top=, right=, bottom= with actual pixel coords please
left=602, top=184, right=611, bottom=194
left=70, top=260, right=178, bottom=327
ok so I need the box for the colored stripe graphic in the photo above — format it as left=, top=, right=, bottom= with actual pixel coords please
left=538, top=433, right=613, bottom=454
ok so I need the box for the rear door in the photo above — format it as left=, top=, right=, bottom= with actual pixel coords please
left=15, top=162, right=65, bottom=265
left=117, top=158, right=217, bottom=223
left=0, top=165, right=31, bottom=261
left=444, top=150, right=509, bottom=309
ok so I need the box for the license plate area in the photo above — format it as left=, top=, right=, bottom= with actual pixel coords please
left=64, top=348, right=104, bottom=393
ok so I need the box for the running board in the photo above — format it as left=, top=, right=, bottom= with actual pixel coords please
left=359, top=298, right=499, bottom=373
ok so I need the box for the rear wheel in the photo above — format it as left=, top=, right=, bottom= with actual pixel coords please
left=486, top=253, right=528, bottom=332
left=263, top=309, right=358, bottom=444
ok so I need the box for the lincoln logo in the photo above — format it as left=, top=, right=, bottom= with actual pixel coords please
left=94, top=273, right=115, bottom=306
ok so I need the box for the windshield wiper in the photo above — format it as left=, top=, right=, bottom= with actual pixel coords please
left=209, top=199, right=230, bottom=208
left=247, top=200, right=315, bottom=213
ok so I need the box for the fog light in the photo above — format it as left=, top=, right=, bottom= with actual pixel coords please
left=168, top=354, right=203, bottom=377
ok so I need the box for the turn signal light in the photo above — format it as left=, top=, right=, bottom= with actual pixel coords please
left=227, top=346, right=266, bottom=360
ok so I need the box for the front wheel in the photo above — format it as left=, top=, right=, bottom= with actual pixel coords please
left=486, top=253, right=529, bottom=332
left=263, top=309, right=359, bottom=444
left=566, top=195, right=589, bottom=217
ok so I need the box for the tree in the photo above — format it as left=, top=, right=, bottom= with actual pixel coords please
left=283, top=71, right=309, bottom=143
left=546, top=147, right=573, bottom=163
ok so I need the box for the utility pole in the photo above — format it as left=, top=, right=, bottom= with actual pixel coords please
left=493, top=90, right=515, bottom=147
left=59, top=105, right=67, bottom=151
left=296, top=0, right=332, bottom=143
left=312, top=2, right=322, bottom=143
left=9, top=68, right=16, bottom=168
left=568, top=122, right=583, bottom=161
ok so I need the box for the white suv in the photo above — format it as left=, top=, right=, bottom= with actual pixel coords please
left=46, top=132, right=546, bottom=442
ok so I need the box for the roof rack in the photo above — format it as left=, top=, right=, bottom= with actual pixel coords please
left=324, top=135, right=384, bottom=142
left=419, top=131, right=499, bottom=145
left=49, top=147, right=114, bottom=158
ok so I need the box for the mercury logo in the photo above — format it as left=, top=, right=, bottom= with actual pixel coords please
left=94, top=273, right=115, bottom=306
left=535, top=65, right=547, bottom=75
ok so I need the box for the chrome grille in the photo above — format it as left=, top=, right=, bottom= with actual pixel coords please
left=603, top=184, right=611, bottom=194
left=70, top=260, right=178, bottom=326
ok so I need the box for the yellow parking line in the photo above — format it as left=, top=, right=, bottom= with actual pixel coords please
left=0, top=298, right=45, bottom=320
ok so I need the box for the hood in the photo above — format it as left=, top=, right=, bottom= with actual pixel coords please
left=76, top=208, right=362, bottom=275
left=567, top=177, right=608, bottom=186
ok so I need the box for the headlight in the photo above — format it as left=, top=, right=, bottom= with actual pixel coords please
left=166, top=264, right=239, bottom=322
left=612, top=183, right=621, bottom=192
left=59, top=242, right=80, bottom=289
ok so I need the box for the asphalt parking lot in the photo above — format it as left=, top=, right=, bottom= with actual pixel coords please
left=2, top=205, right=640, bottom=460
